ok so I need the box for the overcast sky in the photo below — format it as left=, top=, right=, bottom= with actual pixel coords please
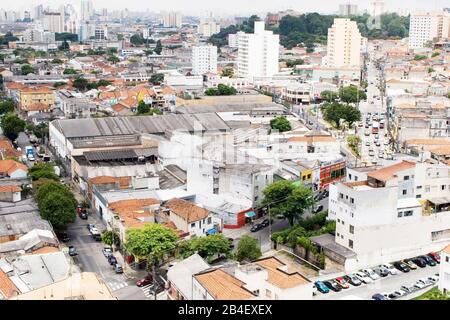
left=3, top=0, right=448, bottom=16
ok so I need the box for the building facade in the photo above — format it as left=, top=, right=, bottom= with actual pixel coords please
left=325, top=18, right=362, bottom=68
left=408, top=11, right=450, bottom=49
left=191, top=45, right=218, bottom=75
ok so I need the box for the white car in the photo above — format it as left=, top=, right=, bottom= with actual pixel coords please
left=355, top=271, right=373, bottom=284
left=363, top=268, right=380, bottom=280
left=381, top=263, right=398, bottom=275
left=418, top=277, right=433, bottom=287
left=414, top=281, right=426, bottom=289
left=90, top=227, right=100, bottom=234
left=428, top=275, right=439, bottom=283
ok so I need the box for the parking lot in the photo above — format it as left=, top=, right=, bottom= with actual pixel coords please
left=313, top=259, right=440, bottom=300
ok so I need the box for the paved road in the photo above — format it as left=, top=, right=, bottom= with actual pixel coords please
left=314, top=264, right=440, bottom=300
left=65, top=211, right=148, bottom=300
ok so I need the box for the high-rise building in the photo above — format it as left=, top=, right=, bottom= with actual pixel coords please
left=237, top=21, right=279, bottom=79
left=94, top=26, right=108, bottom=40
left=408, top=11, right=450, bottom=49
left=325, top=18, right=362, bottom=68
left=371, top=0, right=386, bottom=17
left=339, top=3, right=358, bottom=16
left=42, top=12, right=64, bottom=33
left=80, top=0, right=94, bottom=22
left=33, top=5, right=44, bottom=20
left=192, top=45, right=218, bottom=75
left=162, top=11, right=182, bottom=28
left=198, top=20, right=221, bottom=37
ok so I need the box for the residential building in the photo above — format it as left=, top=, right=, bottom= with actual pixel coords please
left=325, top=18, right=362, bottom=68
left=42, top=12, right=64, bottom=33
left=18, top=87, right=54, bottom=114
left=191, top=45, right=218, bottom=75
left=80, top=0, right=94, bottom=22
left=339, top=4, right=358, bottom=16
left=198, top=21, right=221, bottom=37
left=328, top=160, right=450, bottom=270
left=0, top=160, right=28, bottom=179
left=237, top=21, right=279, bottom=79
left=439, top=245, right=450, bottom=294
left=164, top=198, right=214, bottom=238
left=228, top=33, right=241, bottom=48
left=408, top=11, right=450, bottom=49
left=162, top=11, right=182, bottom=28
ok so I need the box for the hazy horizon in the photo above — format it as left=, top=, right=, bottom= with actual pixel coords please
left=1, top=0, right=448, bottom=16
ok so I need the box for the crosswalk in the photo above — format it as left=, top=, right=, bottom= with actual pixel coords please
left=107, top=279, right=129, bottom=292
left=140, top=284, right=154, bottom=298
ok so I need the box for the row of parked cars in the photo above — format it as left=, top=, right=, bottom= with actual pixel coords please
left=250, top=218, right=273, bottom=232
left=372, top=274, right=440, bottom=300
left=314, top=252, right=441, bottom=297
left=102, top=247, right=123, bottom=274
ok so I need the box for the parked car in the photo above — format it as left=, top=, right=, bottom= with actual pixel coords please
left=250, top=224, right=263, bottom=232
left=418, top=277, right=433, bottom=287
left=313, top=205, right=324, bottom=214
left=102, top=247, right=112, bottom=258
left=403, top=259, right=418, bottom=270
left=400, top=286, right=414, bottom=295
left=421, top=255, right=437, bottom=266
left=393, top=261, right=410, bottom=273
left=87, top=224, right=95, bottom=231
left=372, top=293, right=388, bottom=300
left=362, top=268, right=380, bottom=280
left=412, top=257, right=427, bottom=268
left=260, top=219, right=273, bottom=227
left=388, top=290, right=406, bottom=299
left=344, top=274, right=362, bottom=286
left=414, top=281, right=427, bottom=289
left=314, top=281, right=329, bottom=294
left=79, top=211, right=88, bottom=220
left=373, top=266, right=389, bottom=277
left=57, top=232, right=70, bottom=242
left=428, top=252, right=440, bottom=264
left=68, top=246, right=77, bottom=256
left=354, top=271, right=373, bottom=284
left=136, top=275, right=153, bottom=287
left=335, top=277, right=349, bottom=289
left=108, top=255, right=117, bottom=265
left=323, top=280, right=342, bottom=292
left=114, top=264, right=123, bottom=274
left=428, top=275, right=439, bottom=283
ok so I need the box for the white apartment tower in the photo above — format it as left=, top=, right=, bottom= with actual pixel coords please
left=42, top=12, right=64, bottom=33
left=80, top=0, right=94, bottom=22
left=199, top=20, right=221, bottom=37
left=325, top=18, right=362, bottom=68
left=371, top=0, right=386, bottom=17
left=339, top=3, right=358, bottom=16
left=237, top=21, right=279, bottom=79
left=408, top=11, right=450, bottom=49
left=162, top=11, right=182, bottom=28
left=192, top=45, right=218, bottom=75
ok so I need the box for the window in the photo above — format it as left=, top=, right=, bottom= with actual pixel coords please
left=348, top=239, right=353, bottom=248
left=349, top=225, right=354, bottom=234
left=417, top=186, right=422, bottom=189
left=442, top=185, right=446, bottom=191
left=404, top=210, right=413, bottom=217
left=404, top=176, right=409, bottom=180
left=349, top=174, right=352, bottom=180
left=191, top=223, right=196, bottom=228
left=447, top=256, right=449, bottom=263
left=416, top=195, right=421, bottom=198
left=402, top=190, right=407, bottom=195
left=398, top=211, right=403, bottom=217
left=207, top=217, right=212, bottom=224
left=337, top=219, right=340, bottom=223
left=350, top=198, right=354, bottom=204
left=339, top=193, right=344, bottom=199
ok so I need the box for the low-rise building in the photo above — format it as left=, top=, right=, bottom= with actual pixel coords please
left=438, top=245, right=450, bottom=294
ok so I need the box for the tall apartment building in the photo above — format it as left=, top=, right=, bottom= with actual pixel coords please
left=325, top=18, right=362, bottom=68
left=191, top=45, right=217, bottom=75
left=198, top=20, right=221, bottom=37
left=23, top=28, right=55, bottom=43
left=408, top=11, right=450, bottom=49
left=339, top=3, right=358, bottom=16
left=237, top=21, right=279, bottom=79
left=80, top=0, right=94, bottom=22
left=328, top=160, right=450, bottom=270
left=42, top=12, right=64, bottom=33
left=162, top=11, right=182, bottom=28
left=371, top=0, right=386, bottom=17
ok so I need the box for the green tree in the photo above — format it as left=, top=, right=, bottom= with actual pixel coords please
left=431, top=52, right=440, bottom=58
left=38, top=192, right=76, bottom=229
left=102, top=230, right=120, bottom=246
left=125, top=224, right=178, bottom=264
left=35, top=180, right=74, bottom=204
left=284, top=59, right=305, bottom=67
left=221, top=67, right=234, bottom=78
left=270, top=116, right=292, bottom=132
left=180, top=234, right=231, bottom=262
left=154, top=40, right=163, bottom=55
left=347, top=135, right=361, bottom=157
left=414, top=55, right=427, bottom=61
left=130, top=34, right=145, bottom=46
left=107, top=55, right=120, bottom=63
left=53, top=81, right=66, bottom=88
left=51, top=58, right=63, bottom=64
left=322, top=102, right=361, bottom=128
left=21, top=64, right=35, bottom=75
left=204, top=84, right=237, bottom=96
left=339, top=85, right=366, bottom=103
left=0, top=99, right=15, bottom=114
left=321, top=90, right=338, bottom=102
left=236, top=236, right=262, bottom=262
left=72, top=77, right=89, bottom=91
left=58, top=40, right=70, bottom=51
left=63, top=68, right=78, bottom=75
left=262, top=180, right=314, bottom=226
left=0, top=113, right=25, bottom=141
left=28, top=163, right=59, bottom=181
left=136, top=101, right=151, bottom=115
left=149, top=73, right=164, bottom=85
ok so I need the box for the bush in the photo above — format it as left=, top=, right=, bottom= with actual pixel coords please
left=270, top=116, right=292, bottom=132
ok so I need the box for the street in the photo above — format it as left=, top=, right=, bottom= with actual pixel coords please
left=314, top=264, right=440, bottom=300
left=65, top=210, right=150, bottom=300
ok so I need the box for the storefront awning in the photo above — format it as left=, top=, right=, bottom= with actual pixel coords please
left=245, top=211, right=256, bottom=218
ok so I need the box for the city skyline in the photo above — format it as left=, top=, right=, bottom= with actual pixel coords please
left=2, top=0, right=449, bottom=16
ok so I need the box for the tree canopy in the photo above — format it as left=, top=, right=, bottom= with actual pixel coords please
left=63, top=68, right=78, bottom=75
left=149, top=73, right=164, bottom=85
left=322, top=102, right=361, bottom=128
left=204, top=84, right=237, bottom=96
left=270, top=116, right=292, bottom=132
left=236, top=236, right=262, bottom=262
left=154, top=40, right=163, bottom=55
left=0, top=99, right=15, bottom=115
left=29, top=162, right=59, bottom=181
left=36, top=180, right=77, bottom=230
left=339, top=85, right=366, bottom=104
left=180, top=234, right=231, bottom=263
left=125, top=224, right=178, bottom=263
left=21, top=64, right=35, bottom=75
left=221, top=67, right=234, bottom=78
left=130, top=34, right=145, bottom=46
left=0, top=113, right=25, bottom=141
left=262, top=181, right=315, bottom=226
